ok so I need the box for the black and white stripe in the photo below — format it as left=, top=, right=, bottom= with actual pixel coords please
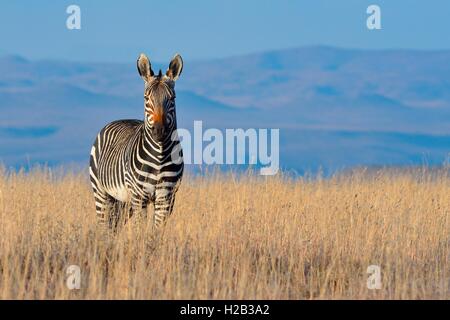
left=89, top=53, right=184, bottom=230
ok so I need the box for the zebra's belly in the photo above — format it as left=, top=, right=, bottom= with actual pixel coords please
left=141, top=182, right=156, bottom=196
left=107, top=185, right=130, bottom=202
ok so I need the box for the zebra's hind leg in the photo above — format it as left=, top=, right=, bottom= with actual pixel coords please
left=109, top=200, right=127, bottom=232
left=92, top=188, right=119, bottom=231
left=108, top=200, right=147, bottom=231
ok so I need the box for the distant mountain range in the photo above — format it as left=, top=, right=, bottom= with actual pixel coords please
left=0, top=46, right=449, bottom=173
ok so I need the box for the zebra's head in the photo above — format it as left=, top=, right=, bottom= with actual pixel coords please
left=137, top=53, right=183, bottom=142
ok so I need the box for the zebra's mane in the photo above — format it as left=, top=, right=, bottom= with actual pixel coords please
left=145, top=72, right=174, bottom=101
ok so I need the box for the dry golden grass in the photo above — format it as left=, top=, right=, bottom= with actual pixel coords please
left=0, top=166, right=448, bottom=299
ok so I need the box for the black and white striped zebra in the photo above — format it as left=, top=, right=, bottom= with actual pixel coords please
left=89, top=53, right=184, bottom=230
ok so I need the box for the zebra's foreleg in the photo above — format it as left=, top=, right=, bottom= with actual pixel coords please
left=153, top=187, right=177, bottom=229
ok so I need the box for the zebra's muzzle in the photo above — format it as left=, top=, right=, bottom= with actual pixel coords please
left=152, top=122, right=166, bottom=141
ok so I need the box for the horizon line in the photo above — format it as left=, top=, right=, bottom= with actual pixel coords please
left=3, top=44, right=450, bottom=65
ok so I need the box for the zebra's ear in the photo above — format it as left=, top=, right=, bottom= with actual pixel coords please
left=137, top=53, right=154, bottom=81
left=166, top=54, right=183, bottom=81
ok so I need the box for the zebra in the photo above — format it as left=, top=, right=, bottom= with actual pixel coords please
left=89, top=53, right=184, bottom=230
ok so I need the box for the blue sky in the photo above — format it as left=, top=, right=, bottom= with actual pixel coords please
left=0, top=0, right=449, bottom=62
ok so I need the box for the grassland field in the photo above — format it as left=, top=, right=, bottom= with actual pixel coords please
left=0, top=166, right=448, bottom=299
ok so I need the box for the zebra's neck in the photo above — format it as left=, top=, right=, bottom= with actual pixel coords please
left=142, top=118, right=177, bottom=162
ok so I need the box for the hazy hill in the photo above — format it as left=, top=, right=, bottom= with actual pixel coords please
left=0, top=46, right=449, bottom=173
